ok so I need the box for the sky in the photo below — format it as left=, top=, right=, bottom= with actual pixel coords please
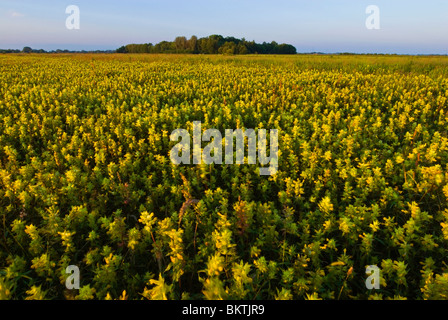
left=0, top=0, right=447, bottom=54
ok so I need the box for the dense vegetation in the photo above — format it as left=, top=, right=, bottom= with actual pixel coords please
left=0, top=54, right=448, bottom=300
left=116, top=35, right=297, bottom=55
left=0, top=47, right=115, bottom=54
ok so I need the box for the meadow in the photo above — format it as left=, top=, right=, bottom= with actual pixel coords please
left=0, top=53, right=447, bottom=300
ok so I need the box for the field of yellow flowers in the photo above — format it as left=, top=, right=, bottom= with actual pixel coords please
left=0, top=53, right=448, bottom=300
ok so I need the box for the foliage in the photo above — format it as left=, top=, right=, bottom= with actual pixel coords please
left=117, top=35, right=297, bottom=55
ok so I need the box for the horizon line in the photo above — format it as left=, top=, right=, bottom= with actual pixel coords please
left=1, top=49, right=447, bottom=56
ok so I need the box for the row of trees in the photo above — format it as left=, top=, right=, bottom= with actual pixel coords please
left=0, top=47, right=115, bottom=54
left=0, top=47, right=43, bottom=54
left=117, top=35, right=297, bottom=55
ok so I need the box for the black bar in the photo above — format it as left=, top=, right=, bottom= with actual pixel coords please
left=0, top=300, right=440, bottom=318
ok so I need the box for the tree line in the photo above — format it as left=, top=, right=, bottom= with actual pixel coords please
left=0, top=47, right=115, bottom=54
left=116, top=35, right=297, bottom=55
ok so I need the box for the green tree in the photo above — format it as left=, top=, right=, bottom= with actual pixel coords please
left=174, top=36, right=187, bottom=52
left=219, top=42, right=237, bottom=55
left=116, top=46, right=128, bottom=53
left=203, top=35, right=223, bottom=54
left=277, top=44, right=297, bottom=54
left=187, top=35, right=198, bottom=53
left=237, top=43, right=248, bottom=55
left=22, top=46, right=32, bottom=53
left=116, top=35, right=297, bottom=55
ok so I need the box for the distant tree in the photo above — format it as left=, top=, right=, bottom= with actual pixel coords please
left=203, top=35, right=224, bottom=54
left=277, top=43, right=297, bottom=54
left=223, top=36, right=240, bottom=45
left=197, top=37, right=206, bottom=53
left=116, top=46, right=128, bottom=53
left=174, top=36, right=187, bottom=52
left=124, top=43, right=153, bottom=53
left=0, top=49, right=20, bottom=53
left=236, top=43, right=249, bottom=55
left=153, top=41, right=176, bottom=53
left=125, top=44, right=137, bottom=53
left=218, top=42, right=237, bottom=55
left=116, top=35, right=297, bottom=55
left=244, top=40, right=257, bottom=54
left=22, top=46, right=32, bottom=53
left=270, top=41, right=279, bottom=54
left=187, top=35, right=198, bottom=53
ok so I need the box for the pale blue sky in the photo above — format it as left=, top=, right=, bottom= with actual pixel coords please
left=0, top=0, right=447, bottom=54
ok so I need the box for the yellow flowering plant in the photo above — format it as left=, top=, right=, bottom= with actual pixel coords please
left=0, top=53, right=448, bottom=299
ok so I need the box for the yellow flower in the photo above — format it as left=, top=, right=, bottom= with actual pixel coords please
left=138, top=211, right=157, bottom=233
left=25, top=224, right=39, bottom=240
left=318, top=196, right=334, bottom=214
left=119, top=290, right=128, bottom=300
left=444, top=184, right=448, bottom=200
left=323, top=219, right=332, bottom=230
left=370, top=220, right=380, bottom=233
left=396, top=155, right=404, bottom=164
left=142, top=274, right=171, bottom=300
left=441, top=222, right=448, bottom=240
